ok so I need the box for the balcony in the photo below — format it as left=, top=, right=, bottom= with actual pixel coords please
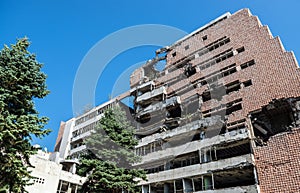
left=139, top=154, right=253, bottom=185
left=136, top=96, right=181, bottom=116
left=69, top=145, right=86, bottom=155
left=136, top=86, right=166, bottom=104
left=71, top=131, right=92, bottom=143
left=137, top=116, right=226, bottom=148
left=136, top=128, right=249, bottom=166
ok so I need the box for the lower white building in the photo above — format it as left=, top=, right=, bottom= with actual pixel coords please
left=25, top=148, right=86, bottom=193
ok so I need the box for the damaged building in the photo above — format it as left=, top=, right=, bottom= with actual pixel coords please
left=54, top=8, right=300, bottom=193
left=129, top=9, right=300, bottom=193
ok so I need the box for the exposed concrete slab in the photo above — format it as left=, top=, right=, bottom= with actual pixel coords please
left=136, top=86, right=166, bottom=103
left=136, top=128, right=249, bottom=166
left=139, top=154, right=253, bottom=185
left=196, top=185, right=258, bottom=193
left=137, top=116, right=224, bottom=147
left=136, top=96, right=181, bottom=116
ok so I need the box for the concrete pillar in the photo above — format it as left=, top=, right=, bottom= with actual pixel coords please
left=71, top=163, right=76, bottom=174
left=173, top=181, right=176, bottom=193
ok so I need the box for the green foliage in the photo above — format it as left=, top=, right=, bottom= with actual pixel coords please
left=78, top=105, right=146, bottom=193
left=0, top=38, right=50, bottom=192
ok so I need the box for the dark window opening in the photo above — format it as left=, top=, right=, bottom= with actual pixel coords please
left=196, top=63, right=236, bottom=86
left=219, top=125, right=227, bottom=135
left=175, top=180, right=184, bottom=193
left=138, top=113, right=151, bottom=124
left=192, top=132, right=201, bottom=141
left=184, top=64, right=196, bottom=77
left=172, top=52, right=177, bottom=57
left=241, top=59, right=255, bottom=69
left=150, top=184, right=164, bottom=193
left=199, top=37, right=231, bottom=58
left=193, top=178, right=203, bottom=192
left=226, top=103, right=242, bottom=115
left=225, top=80, right=241, bottom=94
left=201, top=148, right=217, bottom=163
left=216, top=142, right=251, bottom=160
left=202, top=99, right=242, bottom=118
left=214, top=166, right=255, bottom=189
left=201, top=80, right=207, bottom=86
left=163, top=182, right=175, bottom=193
left=171, top=151, right=200, bottom=169
left=167, top=106, right=182, bottom=118
left=202, top=92, right=211, bottom=102
left=184, top=45, right=190, bottom=50
left=169, top=37, right=230, bottom=71
left=175, top=59, right=190, bottom=69
left=202, top=35, right=208, bottom=41
left=199, top=49, right=234, bottom=71
left=222, top=67, right=237, bottom=77
left=243, top=80, right=252, bottom=87
left=236, top=46, right=245, bottom=53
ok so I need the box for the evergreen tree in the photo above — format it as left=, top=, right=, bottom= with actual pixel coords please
left=0, top=38, right=50, bottom=192
left=78, top=104, right=146, bottom=193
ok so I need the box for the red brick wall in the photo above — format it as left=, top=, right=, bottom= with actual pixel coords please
left=253, top=128, right=300, bottom=193
left=130, top=9, right=300, bottom=192
left=164, top=8, right=300, bottom=124
left=54, top=121, right=65, bottom=152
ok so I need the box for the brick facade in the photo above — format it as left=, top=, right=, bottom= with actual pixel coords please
left=129, top=8, right=300, bottom=193
left=254, top=128, right=300, bottom=193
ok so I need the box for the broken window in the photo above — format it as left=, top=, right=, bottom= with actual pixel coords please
left=250, top=99, right=294, bottom=143
left=184, top=63, right=196, bottom=77
left=167, top=105, right=182, bottom=118
left=202, top=91, right=211, bottom=102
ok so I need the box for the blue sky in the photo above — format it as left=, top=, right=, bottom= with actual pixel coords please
left=1, top=0, right=300, bottom=151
